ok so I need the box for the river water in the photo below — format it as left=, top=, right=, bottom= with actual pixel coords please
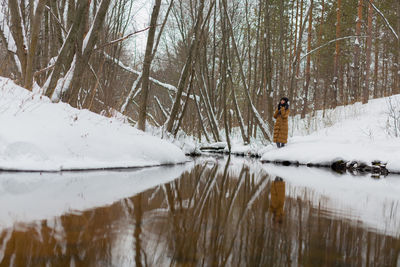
left=0, top=156, right=399, bottom=266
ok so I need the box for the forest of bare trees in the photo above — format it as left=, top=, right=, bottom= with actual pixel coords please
left=0, top=0, right=399, bottom=145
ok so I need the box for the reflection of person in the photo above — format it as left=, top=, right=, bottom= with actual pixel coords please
left=269, top=177, right=285, bottom=224
left=273, top=97, right=290, bottom=148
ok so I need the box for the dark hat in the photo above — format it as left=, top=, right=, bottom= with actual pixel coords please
left=280, top=97, right=289, bottom=103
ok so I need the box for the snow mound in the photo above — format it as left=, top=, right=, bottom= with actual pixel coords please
left=261, top=95, right=400, bottom=173
left=0, top=77, right=187, bottom=171
left=4, top=142, right=49, bottom=161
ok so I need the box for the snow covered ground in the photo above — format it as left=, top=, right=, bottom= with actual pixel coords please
left=261, top=95, right=400, bottom=173
left=0, top=77, right=187, bottom=171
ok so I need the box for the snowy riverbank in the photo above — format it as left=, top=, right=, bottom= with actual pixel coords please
left=200, top=94, right=400, bottom=173
left=0, top=77, right=187, bottom=171
left=261, top=95, right=400, bottom=173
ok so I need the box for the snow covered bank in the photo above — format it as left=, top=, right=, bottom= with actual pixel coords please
left=261, top=95, right=400, bottom=173
left=263, top=164, right=400, bottom=236
left=0, top=163, right=191, bottom=230
left=0, top=77, right=187, bottom=171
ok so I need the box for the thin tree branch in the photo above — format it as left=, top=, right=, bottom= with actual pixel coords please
left=150, top=0, right=175, bottom=61
left=95, top=26, right=152, bottom=51
left=45, top=5, right=67, bottom=34
left=33, top=63, right=55, bottom=77
left=300, top=35, right=368, bottom=61
left=366, top=0, right=398, bottom=40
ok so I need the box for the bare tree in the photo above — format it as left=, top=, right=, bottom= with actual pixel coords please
left=138, top=0, right=162, bottom=131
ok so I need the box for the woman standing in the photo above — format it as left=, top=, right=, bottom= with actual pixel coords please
left=273, top=97, right=290, bottom=148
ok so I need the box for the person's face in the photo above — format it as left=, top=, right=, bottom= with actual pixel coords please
left=280, top=99, right=285, bottom=104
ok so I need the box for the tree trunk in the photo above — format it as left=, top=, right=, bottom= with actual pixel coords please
left=165, top=0, right=213, bottom=133
left=363, top=0, right=373, bottom=104
left=0, top=27, right=20, bottom=79
left=397, top=0, right=400, bottom=95
left=352, top=0, right=363, bottom=103
left=222, top=0, right=271, bottom=141
left=278, top=0, right=285, bottom=94
left=333, top=0, right=341, bottom=107
left=230, top=75, right=248, bottom=144
left=44, top=0, right=90, bottom=98
left=296, top=0, right=304, bottom=77
left=67, top=0, right=76, bottom=30
left=288, top=2, right=312, bottom=112
left=67, top=0, right=112, bottom=107
left=313, top=0, right=324, bottom=112
left=133, top=195, right=143, bottom=267
left=221, top=2, right=231, bottom=151
left=301, top=1, right=313, bottom=119
left=49, top=0, right=65, bottom=53
left=196, top=70, right=220, bottom=141
left=24, top=0, right=47, bottom=90
left=373, top=23, right=379, bottom=98
left=138, top=0, right=162, bottom=131
left=264, top=0, right=274, bottom=133
left=8, top=0, right=27, bottom=83
left=174, top=72, right=194, bottom=137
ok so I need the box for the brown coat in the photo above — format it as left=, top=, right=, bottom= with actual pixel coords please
left=273, top=107, right=289, bottom=144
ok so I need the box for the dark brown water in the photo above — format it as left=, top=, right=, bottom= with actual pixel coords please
left=1, top=157, right=399, bottom=266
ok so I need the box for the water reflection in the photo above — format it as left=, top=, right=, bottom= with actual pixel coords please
left=1, top=158, right=399, bottom=266
left=269, top=177, right=285, bottom=224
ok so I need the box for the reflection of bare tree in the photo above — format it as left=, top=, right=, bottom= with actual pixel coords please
left=1, top=161, right=400, bottom=266
left=160, top=158, right=273, bottom=266
left=155, top=160, right=400, bottom=266
left=133, top=194, right=143, bottom=267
